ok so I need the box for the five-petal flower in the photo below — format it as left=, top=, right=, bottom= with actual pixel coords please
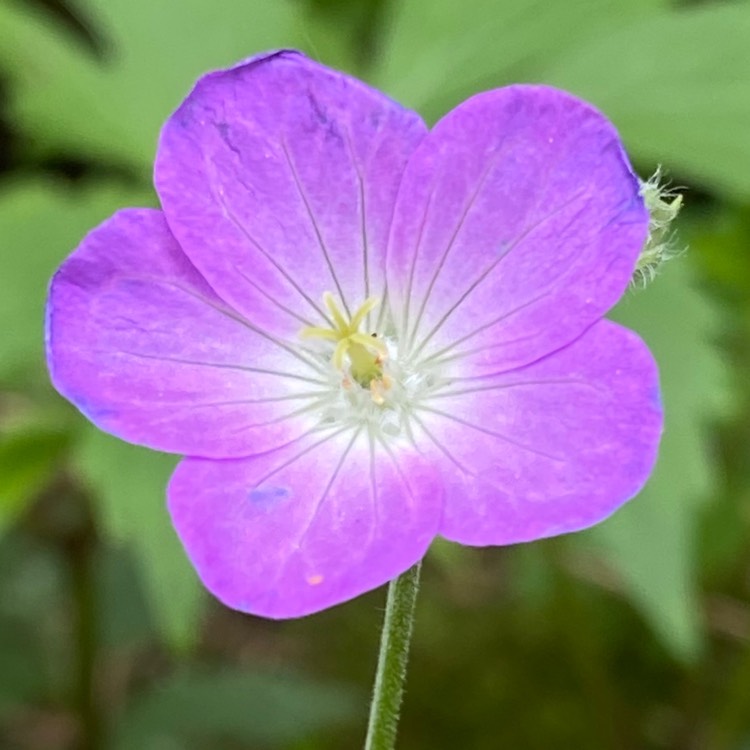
left=46, top=50, right=662, bottom=618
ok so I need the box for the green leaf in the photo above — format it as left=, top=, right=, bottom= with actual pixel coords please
left=291, top=0, right=392, bottom=78
left=689, top=210, right=750, bottom=580
left=97, top=546, right=157, bottom=648
left=374, top=0, right=665, bottom=122
left=75, top=429, right=203, bottom=650
left=0, top=616, right=45, bottom=716
left=587, top=259, right=730, bottom=661
left=0, top=426, right=70, bottom=534
left=112, top=668, right=361, bottom=749
left=0, top=530, right=72, bottom=703
left=373, top=1, right=750, bottom=200
left=546, top=4, right=750, bottom=200
left=0, top=0, right=296, bottom=170
left=0, top=179, right=154, bottom=386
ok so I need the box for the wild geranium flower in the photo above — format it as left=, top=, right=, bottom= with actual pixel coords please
left=46, top=51, right=662, bottom=618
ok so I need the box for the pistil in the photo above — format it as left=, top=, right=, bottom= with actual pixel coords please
left=302, top=294, right=392, bottom=399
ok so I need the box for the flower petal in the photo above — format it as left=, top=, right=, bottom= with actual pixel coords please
left=417, top=321, right=662, bottom=545
left=168, top=429, right=443, bottom=618
left=155, top=50, right=426, bottom=335
left=387, top=85, right=647, bottom=376
left=47, top=209, right=327, bottom=457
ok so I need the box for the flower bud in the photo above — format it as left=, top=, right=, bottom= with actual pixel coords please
left=634, top=169, right=683, bottom=287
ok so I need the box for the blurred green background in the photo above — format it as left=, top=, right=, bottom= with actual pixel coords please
left=0, top=0, right=749, bottom=747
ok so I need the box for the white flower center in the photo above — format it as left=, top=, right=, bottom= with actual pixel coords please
left=300, top=293, right=442, bottom=442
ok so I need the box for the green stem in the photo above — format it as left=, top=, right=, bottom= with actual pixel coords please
left=364, top=563, right=421, bottom=750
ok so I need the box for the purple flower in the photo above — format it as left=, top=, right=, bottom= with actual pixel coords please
left=46, top=51, right=662, bottom=618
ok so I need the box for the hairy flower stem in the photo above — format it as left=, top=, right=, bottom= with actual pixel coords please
left=364, top=563, right=421, bottom=750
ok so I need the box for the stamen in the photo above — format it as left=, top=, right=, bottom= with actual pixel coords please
left=370, top=379, right=386, bottom=405
left=369, top=373, right=394, bottom=406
